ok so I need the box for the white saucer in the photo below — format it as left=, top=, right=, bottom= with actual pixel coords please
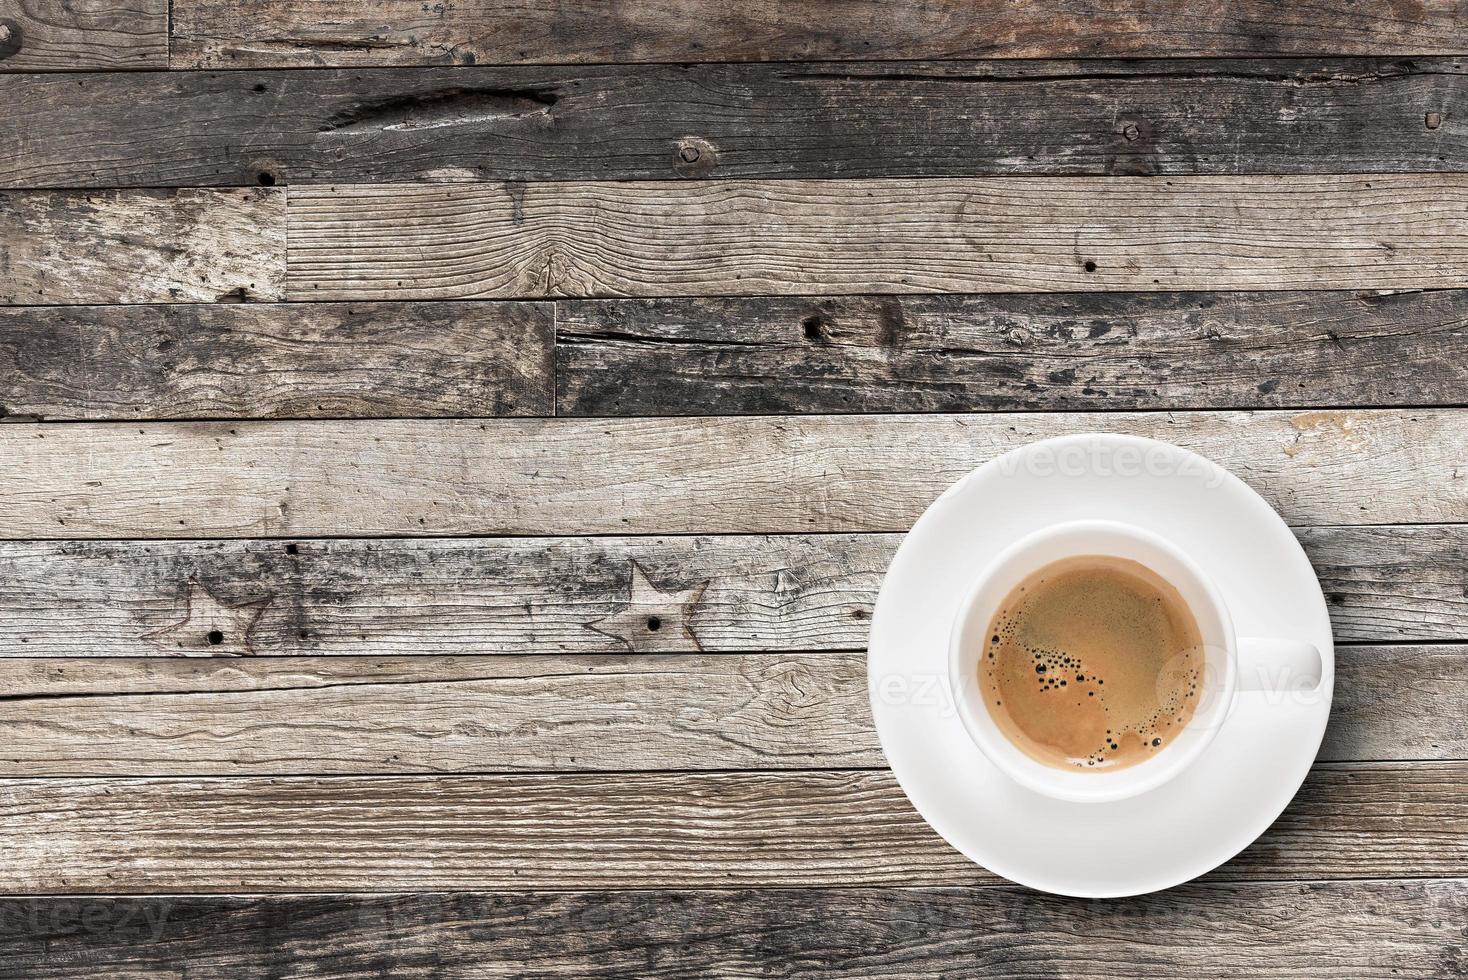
left=867, top=434, right=1334, bottom=897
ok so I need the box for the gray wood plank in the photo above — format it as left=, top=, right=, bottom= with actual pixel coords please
left=0, top=645, right=1457, bottom=776
left=0, top=880, right=1463, bottom=978
left=7, top=60, right=1466, bottom=188
left=0, top=764, right=1459, bottom=891
left=0, top=0, right=166, bottom=72
left=0, top=654, right=876, bottom=775
left=168, top=0, right=1468, bottom=68
left=557, top=290, right=1468, bottom=415
left=0, top=302, right=554, bottom=420
left=0, top=188, right=284, bottom=305
left=0, top=410, right=1462, bottom=537
left=0, top=528, right=1459, bottom=657
left=286, top=176, right=1468, bottom=300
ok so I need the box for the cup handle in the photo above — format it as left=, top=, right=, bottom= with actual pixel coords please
left=1236, top=637, right=1323, bottom=693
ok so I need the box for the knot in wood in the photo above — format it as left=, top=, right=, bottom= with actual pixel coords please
left=1123, top=124, right=1141, bottom=142
left=673, top=137, right=719, bottom=178
left=0, top=20, right=19, bottom=58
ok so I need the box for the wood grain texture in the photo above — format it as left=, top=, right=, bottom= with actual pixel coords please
left=1, top=880, right=1463, bottom=979
left=558, top=289, right=1468, bottom=415
left=0, top=188, right=284, bottom=305
left=1297, top=525, right=1468, bottom=643
left=0, top=654, right=876, bottom=775
left=0, top=763, right=1460, bottom=892
left=0, top=644, right=1458, bottom=776
left=286, top=176, right=1468, bottom=300
left=168, top=0, right=1468, bottom=68
left=0, top=302, right=554, bottom=420
left=0, top=535, right=885, bottom=655
left=0, top=410, right=1462, bottom=537
left=0, top=527, right=1460, bottom=657
left=7, top=60, right=1467, bottom=187
left=0, top=0, right=166, bottom=71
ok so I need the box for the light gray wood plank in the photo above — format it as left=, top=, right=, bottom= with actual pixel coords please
left=0, top=764, right=1460, bottom=892
left=0, top=302, right=554, bottom=420
left=0, top=654, right=875, bottom=774
left=1, top=881, right=1464, bottom=978
left=286, top=176, right=1468, bottom=300
left=1297, top=525, right=1468, bottom=644
left=0, top=0, right=167, bottom=71
left=556, top=290, right=1468, bottom=415
left=0, top=528, right=1459, bottom=657
left=0, top=535, right=884, bottom=655
left=0, top=410, right=1461, bottom=537
left=0, top=188, right=285, bottom=305
left=7, top=60, right=1467, bottom=187
left=168, top=0, right=1468, bottom=68
left=0, top=645, right=1457, bottom=776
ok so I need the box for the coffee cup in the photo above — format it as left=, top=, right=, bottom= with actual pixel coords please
left=949, top=519, right=1323, bottom=804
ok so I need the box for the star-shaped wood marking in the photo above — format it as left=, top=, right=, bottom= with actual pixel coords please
left=585, top=561, right=709, bottom=652
left=143, top=580, right=273, bottom=656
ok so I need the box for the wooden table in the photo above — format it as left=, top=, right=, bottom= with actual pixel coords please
left=1, top=1, right=1465, bottom=975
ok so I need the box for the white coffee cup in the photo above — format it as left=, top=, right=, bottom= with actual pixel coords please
left=948, top=519, right=1322, bottom=804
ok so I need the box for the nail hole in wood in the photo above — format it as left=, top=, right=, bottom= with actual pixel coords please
left=646, top=616, right=662, bottom=631
left=1084, top=260, right=1097, bottom=272
left=207, top=630, right=225, bottom=645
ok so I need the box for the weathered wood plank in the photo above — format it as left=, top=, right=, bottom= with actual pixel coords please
left=0, top=645, right=1457, bottom=776
left=1, top=880, right=1463, bottom=979
left=1328, top=646, right=1468, bottom=762
left=0, top=654, right=876, bottom=774
left=0, top=535, right=885, bottom=655
left=0, top=0, right=166, bottom=72
left=7, top=60, right=1466, bottom=188
left=557, top=290, right=1468, bottom=415
left=0, top=527, right=1460, bottom=657
left=0, top=764, right=1460, bottom=892
left=0, top=410, right=1461, bottom=537
left=287, top=176, right=1468, bottom=300
left=1297, top=525, right=1468, bottom=644
left=0, top=188, right=284, bottom=305
left=168, top=0, right=1468, bottom=68
left=0, top=302, right=554, bottom=420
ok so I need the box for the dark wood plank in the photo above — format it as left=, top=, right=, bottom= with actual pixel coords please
left=6, top=60, right=1465, bottom=188
left=557, top=289, right=1468, bottom=415
left=0, top=644, right=1457, bottom=776
left=0, top=302, right=554, bottom=420
left=1, top=410, right=1463, bottom=537
left=1, top=880, right=1463, bottom=978
left=0, top=763, right=1460, bottom=891
left=0, top=527, right=1460, bottom=657
left=0, top=188, right=284, bottom=305
left=287, top=176, right=1468, bottom=300
left=0, top=0, right=166, bottom=72
left=168, top=0, right=1468, bottom=68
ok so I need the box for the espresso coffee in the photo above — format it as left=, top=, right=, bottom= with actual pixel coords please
left=979, top=555, right=1204, bottom=771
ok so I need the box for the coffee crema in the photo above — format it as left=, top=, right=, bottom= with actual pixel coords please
left=980, top=555, right=1204, bottom=772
